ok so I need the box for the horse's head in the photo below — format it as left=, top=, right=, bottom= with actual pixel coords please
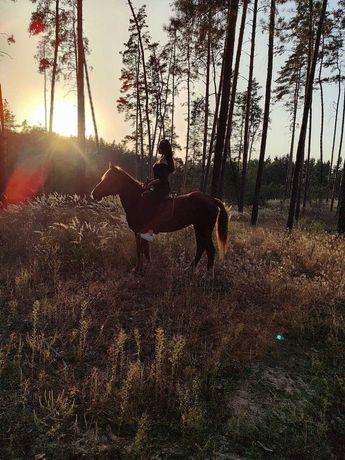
left=91, top=163, right=125, bottom=201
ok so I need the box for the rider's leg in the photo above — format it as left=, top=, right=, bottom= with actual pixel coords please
left=140, top=230, right=154, bottom=242
left=140, top=190, right=161, bottom=241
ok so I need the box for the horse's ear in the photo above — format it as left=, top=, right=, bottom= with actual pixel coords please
left=109, top=161, right=114, bottom=169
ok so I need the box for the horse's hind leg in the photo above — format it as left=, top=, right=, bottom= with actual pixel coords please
left=205, top=235, right=216, bottom=271
left=192, top=227, right=206, bottom=269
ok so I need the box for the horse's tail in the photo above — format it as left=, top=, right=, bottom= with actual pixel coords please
left=214, top=198, right=229, bottom=260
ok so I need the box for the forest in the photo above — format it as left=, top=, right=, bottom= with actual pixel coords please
left=1, top=0, right=345, bottom=458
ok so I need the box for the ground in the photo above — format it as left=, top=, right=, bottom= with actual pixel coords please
left=0, top=196, right=344, bottom=459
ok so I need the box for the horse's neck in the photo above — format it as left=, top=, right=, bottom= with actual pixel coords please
left=118, top=175, right=142, bottom=216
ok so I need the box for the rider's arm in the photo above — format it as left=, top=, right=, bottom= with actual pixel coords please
left=144, top=178, right=161, bottom=190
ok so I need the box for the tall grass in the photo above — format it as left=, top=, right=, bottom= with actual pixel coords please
left=0, top=195, right=344, bottom=458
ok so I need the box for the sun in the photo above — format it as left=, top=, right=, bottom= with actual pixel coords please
left=29, top=101, right=78, bottom=136
left=51, top=102, right=78, bottom=136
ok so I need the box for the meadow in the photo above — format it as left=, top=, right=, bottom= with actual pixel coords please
left=0, top=196, right=344, bottom=459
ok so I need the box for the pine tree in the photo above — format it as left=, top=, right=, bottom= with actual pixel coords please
left=287, top=0, right=328, bottom=231
left=251, top=0, right=276, bottom=225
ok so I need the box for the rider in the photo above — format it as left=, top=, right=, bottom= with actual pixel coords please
left=140, top=139, right=175, bottom=242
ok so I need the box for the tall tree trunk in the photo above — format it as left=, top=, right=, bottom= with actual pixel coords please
left=251, top=0, right=275, bottom=225
left=135, top=54, right=139, bottom=179
left=327, top=65, right=341, bottom=201
left=43, top=41, right=48, bottom=131
left=151, top=100, right=160, bottom=159
left=152, top=46, right=166, bottom=140
left=248, top=127, right=257, bottom=162
left=295, top=165, right=303, bottom=222
left=238, top=114, right=245, bottom=169
left=303, top=101, right=313, bottom=210
left=318, top=39, right=325, bottom=186
left=77, top=0, right=86, bottom=194
left=171, top=36, right=176, bottom=145
left=294, top=0, right=314, bottom=221
left=159, top=46, right=173, bottom=141
left=44, top=70, right=47, bottom=131
left=84, top=52, right=100, bottom=154
left=285, top=70, right=300, bottom=197
left=338, top=159, right=345, bottom=233
left=200, top=11, right=211, bottom=191
left=137, top=43, right=145, bottom=178
left=238, top=0, right=258, bottom=212
left=182, top=42, right=191, bottom=191
left=211, top=0, right=239, bottom=197
left=0, top=83, right=6, bottom=203
left=203, top=46, right=225, bottom=192
left=220, top=0, right=248, bottom=198
left=49, top=0, right=60, bottom=133
left=287, top=0, right=328, bottom=231
left=331, top=82, right=345, bottom=212
left=127, top=0, right=153, bottom=174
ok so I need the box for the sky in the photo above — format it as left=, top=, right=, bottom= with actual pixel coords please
left=1, top=0, right=172, bottom=141
left=0, top=0, right=342, bottom=162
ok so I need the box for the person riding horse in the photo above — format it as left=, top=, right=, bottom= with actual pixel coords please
left=91, top=162, right=228, bottom=272
left=140, top=139, right=175, bottom=242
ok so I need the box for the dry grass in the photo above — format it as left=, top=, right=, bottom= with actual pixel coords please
left=0, top=195, right=344, bottom=458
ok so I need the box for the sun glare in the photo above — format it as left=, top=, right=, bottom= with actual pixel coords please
left=29, top=101, right=78, bottom=136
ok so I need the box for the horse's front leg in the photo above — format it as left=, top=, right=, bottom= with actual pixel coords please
left=142, top=239, right=151, bottom=263
left=134, top=233, right=144, bottom=273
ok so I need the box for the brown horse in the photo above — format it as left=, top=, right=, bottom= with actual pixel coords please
left=91, top=164, right=228, bottom=271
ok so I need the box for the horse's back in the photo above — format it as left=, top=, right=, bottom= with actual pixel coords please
left=176, top=190, right=214, bottom=203
left=172, top=190, right=219, bottom=222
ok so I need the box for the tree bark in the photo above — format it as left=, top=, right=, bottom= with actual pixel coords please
left=211, top=0, right=239, bottom=197
left=251, top=0, right=275, bottom=225
left=0, top=83, right=6, bottom=202
left=49, top=0, right=60, bottom=133
left=159, top=45, right=173, bottom=141
left=287, top=0, right=328, bottom=231
left=318, top=37, right=325, bottom=187
left=171, top=35, right=176, bottom=145
left=84, top=52, right=100, bottom=154
left=127, top=0, right=153, bottom=173
left=294, top=0, right=314, bottom=222
left=238, top=0, right=258, bottom=212
left=338, top=159, right=345, bottom=233
left=285, top=69, right=300, bottom=197
left=220, top=0, right=248, bottom=198
left=328, top=65, right=341, bottom=201
left=137, top=42, right=145, bottom=178
left=76, top=0, right=86, bottom=194
left=182, top=41, right=191, bottom=191
left=331, top=82, right=345, bottom=212
left=203, top=46, right=225, bottom=192
left=303, top=101, right=313, bottom=210
left=43, top=41, right=48, bottom=131
left=200, top=10, right=211, bottom=191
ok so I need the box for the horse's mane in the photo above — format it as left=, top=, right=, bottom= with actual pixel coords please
left=113, top=166, right=143, bottom=188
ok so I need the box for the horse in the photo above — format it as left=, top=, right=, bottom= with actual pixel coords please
left=91, top=164, right=229, bottom=272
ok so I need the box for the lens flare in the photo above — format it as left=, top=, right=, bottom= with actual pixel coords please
left=5, top=162, right=49, bottom=204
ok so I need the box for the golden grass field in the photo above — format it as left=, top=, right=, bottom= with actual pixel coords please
left=0, top=196, right=344, bottom=459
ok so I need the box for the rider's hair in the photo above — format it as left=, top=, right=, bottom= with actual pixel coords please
left=159, top=139, right=175, bottom=174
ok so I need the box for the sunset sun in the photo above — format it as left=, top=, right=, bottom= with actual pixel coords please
left=29, top=101, right=77, bottom=136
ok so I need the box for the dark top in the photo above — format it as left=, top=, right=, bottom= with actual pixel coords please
left=152, top=162, right=171, bottom=197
